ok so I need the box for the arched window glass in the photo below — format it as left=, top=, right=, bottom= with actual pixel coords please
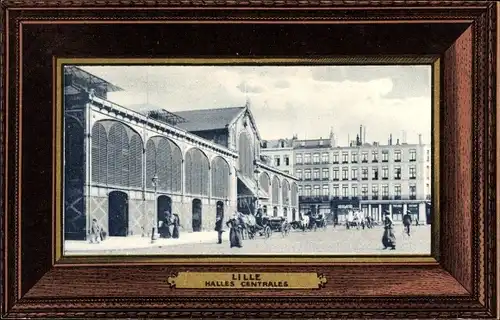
left=238, top=132, right=254, bottom=178
left=129, top=134, right=143, bottom=188
left=211, top=157, right=230, bottom=198
left=272, top=176, right=280, bottom=205
left=156, top=139, right=171, bottom=191
left=91, top=122, right=107, bottom=184
left=108, top=123, right=129, bottom=187
left=185, top=148, right=209, bottom=196
left=291, top=183, right=298, bottom=206
left=169, top=141, right=182, bottom=193
left=259, top=173, right=270, bottom=193
left=145, top=139, right=156, bottom=189
left=282, top=179, right=290, bottom=205
left=146, top=137, right=182, bottom=192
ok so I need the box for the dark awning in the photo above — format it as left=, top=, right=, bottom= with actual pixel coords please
left=237, top=173, right=269, bottom=199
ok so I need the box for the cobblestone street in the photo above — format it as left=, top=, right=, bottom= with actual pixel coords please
left=76, top=224, right=431, bottom=256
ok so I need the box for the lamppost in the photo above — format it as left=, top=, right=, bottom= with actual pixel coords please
left=254, top=167, right=260, bottom=214
left=151, top=174, right=159, bottom=243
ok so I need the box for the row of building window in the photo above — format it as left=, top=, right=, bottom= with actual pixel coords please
left=89, top=121, right=231, bottom=198
left=295, top=166, right=427, bottom=181
left=295, top=149, right=425, bottom=165
left=299, top=184, right=418, bottom=198
left=274, top=155, right=290, bottom=167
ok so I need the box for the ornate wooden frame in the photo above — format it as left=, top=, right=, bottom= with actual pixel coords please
left=1, top=1, right=498, bottom=318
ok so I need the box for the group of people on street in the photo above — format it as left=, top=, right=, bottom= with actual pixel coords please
left=89, top=218, right=106, bottom=244
left=215, top=211, right=244, bottom=248
left=382, top=210, right=415, bottom=250
left=159, top=211, right=181, bottom=239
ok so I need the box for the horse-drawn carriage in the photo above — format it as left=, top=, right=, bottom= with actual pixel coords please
left=267, top=216, right=291, bottom=237
left=290, top=212, right=327, bottom=232
left=237, top=211, right=272, bottom=240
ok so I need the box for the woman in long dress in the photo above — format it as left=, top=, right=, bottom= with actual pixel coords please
left=382, top=211, right=396, bottom=250
left=171, top=214, right=180, bottom=239
left=160, top=211, right=172, bottom=239
left=226, top=213, right=243, bottom=248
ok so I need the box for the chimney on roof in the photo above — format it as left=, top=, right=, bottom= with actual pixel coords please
left=419, top=134, right=422, bottom=145
left=359, top=125, right=363, bottom=144
left=389, top=134, right=393, bottom=145
left=396, top=138, right=400, bottom=145
left=356, top=134, right=360, bottom=146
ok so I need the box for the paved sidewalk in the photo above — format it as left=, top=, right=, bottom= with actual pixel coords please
left=64, top=231, right=219, bottom=254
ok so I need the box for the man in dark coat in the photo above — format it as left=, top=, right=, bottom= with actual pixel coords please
left=403, top=210, right=412, bottom=236
left=215, top=215, right=224, bottom=244
left=171, top=213, right=180, bottom=239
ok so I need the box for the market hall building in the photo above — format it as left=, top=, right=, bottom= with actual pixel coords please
left=173, top=103, right=300, bottom=222
left=63, top=66, right=298, bottom=241
left=64, top=66, right=238, bottom=240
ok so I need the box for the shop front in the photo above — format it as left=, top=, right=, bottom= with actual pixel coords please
left=331, top=198, right=360, bottom=223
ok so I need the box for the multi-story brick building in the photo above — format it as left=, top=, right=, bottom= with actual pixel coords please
left=262, top=127, right=432, bottom=224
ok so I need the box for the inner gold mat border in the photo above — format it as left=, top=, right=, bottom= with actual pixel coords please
left=57, top=56, right=438, bottom=65
left=54, top=57, right=439, bottom=265
left=57, top=256, right=438, bottom=266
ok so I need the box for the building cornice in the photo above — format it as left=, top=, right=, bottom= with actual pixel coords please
left=88, top=95, right=239, bottom=159
left=256, top=161, right=299, bottom=181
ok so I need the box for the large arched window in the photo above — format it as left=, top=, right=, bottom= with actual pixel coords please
left=128, top=134, right=143, bottom=188
left=211, top=156, right=230, bottom=199
left=145, top=137, right=182, bottom=192
left=91, top=120, right=143, bottom=187
left=185, top=148, right=210, bottom=196
left=291, top=183, right=298, bottom=206
left=238, top=132, right=254, bottom=178
left=272, top=176, right=280, bottom=205
left=107, top=123, right=130, bottom=186
left=145, top=139, right=156, bottom=189
left=259, top=172, right=270, bottom=194
left=91, top=122, right=107, bottom=184
left=282, top=179, right=290, bottom=206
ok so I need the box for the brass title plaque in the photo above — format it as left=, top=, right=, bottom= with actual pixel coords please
left=167, top=272, right=327, bottom=289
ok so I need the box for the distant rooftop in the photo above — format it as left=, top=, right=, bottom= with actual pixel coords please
left=293, top=138, right=332, bottom=149
left=261, top=138, right=294, bottom=149
left=173, top=107, right=246, bottom=132
left=64, top=66, right=124, bottom=99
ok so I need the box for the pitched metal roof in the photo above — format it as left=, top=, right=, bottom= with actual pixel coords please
left=173, top=107, right=246, bottom=132
left=64, top=66, right=124, bottom=92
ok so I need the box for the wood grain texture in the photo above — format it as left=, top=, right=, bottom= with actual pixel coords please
left=1, top=1, right=498, bottom=318
left=440, top=26, right=473, bottom=293
left=24, top=265, right=468, bottom=297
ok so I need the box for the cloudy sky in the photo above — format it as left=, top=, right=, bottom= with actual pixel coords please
left=80, top=64, right=432, bottom=145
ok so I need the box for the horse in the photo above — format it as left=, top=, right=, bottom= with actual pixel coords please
left=315, top=214, right=327, bottom=230
left=235, top=211, right=269, bottom=239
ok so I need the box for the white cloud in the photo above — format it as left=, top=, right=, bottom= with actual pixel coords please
left=81, top=65, right=431, bottom=145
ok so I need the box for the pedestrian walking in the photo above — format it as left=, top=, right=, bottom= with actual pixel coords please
left=333, top=212, right=338, bottom=228
left=215, top=214, right=225, bottom=244
left=171, top=213, right=180, bottom=239
left=382, top=211, right=396, bottom=250
left=89, top=218, right=101, bottom=244
left=160, top=211, right=172, bottom=239
left=226, top=212, right=243, bottom=248
left=403, top=211, right=412, bottom=236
